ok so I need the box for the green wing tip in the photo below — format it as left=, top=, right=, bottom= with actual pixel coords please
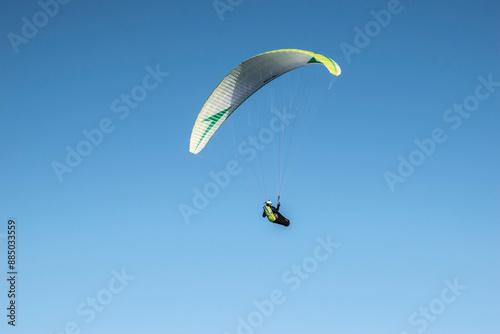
left=194, top=107, right=232, bottom=152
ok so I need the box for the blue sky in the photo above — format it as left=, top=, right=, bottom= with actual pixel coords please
left=1, top=0, right=499, bottom=333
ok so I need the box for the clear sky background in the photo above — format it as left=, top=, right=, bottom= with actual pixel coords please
left=1, top=0, right=499, bottom=333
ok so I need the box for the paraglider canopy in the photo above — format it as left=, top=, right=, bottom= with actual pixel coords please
left=189, top=49, right=341, bottom=154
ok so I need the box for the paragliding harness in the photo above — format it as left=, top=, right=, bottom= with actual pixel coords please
left=262, top=197, right=290, bottom=227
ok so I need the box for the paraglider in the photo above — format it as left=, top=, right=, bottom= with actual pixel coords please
left=189, top=49, right=341, bottom=226
left=262, top=197, right=290, bottom=227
